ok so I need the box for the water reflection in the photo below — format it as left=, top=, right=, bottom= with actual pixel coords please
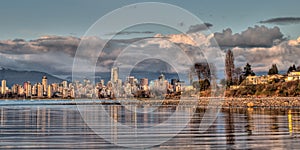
left=0, top=105, right=300, bottom=149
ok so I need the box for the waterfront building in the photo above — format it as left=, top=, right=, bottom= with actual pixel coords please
left=17, top=86, right=24, bottom=96
left=70, top=88, right=75, bottom=98
left=11, top=84, right=19, bottom=94
left=1, top=80, right=6, bottom=95
left=62, top=81, right=68, bottom=89
left=37, top=83, right=43, bottom=98
left=31, top=84, right=37, bottom=96
left=42, top=76, right=47, bottom=96
left=47, top=85, right=52, bottom=98
left=51, top=83, right=59, bottom=93
left=158, top=74, right=165, bottom=81
left=24, top=81, right=32, bottom=97
left=111, top=67, right=119, bottom=83
left=62, top=88, right=68, bottom=98
left=100, top=79, right=105, bottom=86
left=140, top=78, right=149, bottom=86
left=140, top=78, right=149, bottom=91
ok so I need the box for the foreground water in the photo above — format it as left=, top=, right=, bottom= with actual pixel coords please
left=0, top=100, right=300, bottom=149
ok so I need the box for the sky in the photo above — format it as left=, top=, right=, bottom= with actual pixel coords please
left=1, top=0, right=300, bottom=79
left=1, top=0, right=300, bottom=40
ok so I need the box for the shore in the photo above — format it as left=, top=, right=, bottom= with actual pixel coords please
left=1, top=97, right=300, bottom=107
left=139, top=97, right=300, bottom=107
left=222, top=97, right=300, bottom=107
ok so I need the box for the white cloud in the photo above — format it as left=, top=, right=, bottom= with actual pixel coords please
left=288, top=37, right=300, bottom=46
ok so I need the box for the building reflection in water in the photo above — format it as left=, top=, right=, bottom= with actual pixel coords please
left=225, top=108, right=235, bottom=147
left=0, top=105, right=300, bottom=149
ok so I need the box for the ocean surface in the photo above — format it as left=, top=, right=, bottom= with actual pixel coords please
left=0, top=100, right=300, bottom=149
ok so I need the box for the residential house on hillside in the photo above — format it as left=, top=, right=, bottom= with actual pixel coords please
left=245, top=74, right=284, bottom=85
left=285, top=71, right=300, bottom=82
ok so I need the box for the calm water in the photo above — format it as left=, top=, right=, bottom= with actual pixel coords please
left=0, top=100, right=300, bottom=149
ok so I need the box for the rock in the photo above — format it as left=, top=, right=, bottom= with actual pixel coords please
left=247, top=102, right=254, bottom=107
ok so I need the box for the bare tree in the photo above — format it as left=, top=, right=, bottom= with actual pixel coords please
left=194, top=62, right=211, bottom=80
left=233, top=67, right=242, bottom=85
left=225, top=49, right=235, bottom=85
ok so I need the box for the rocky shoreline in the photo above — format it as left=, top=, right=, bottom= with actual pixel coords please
left=222, top=97, right=300, bottom=107
left=1, top=97, right=300, bottom=107
left=139, top=97, right=300, bottom=107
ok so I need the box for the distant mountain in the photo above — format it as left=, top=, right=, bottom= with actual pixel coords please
left=0, top=68, right=65, bottom=87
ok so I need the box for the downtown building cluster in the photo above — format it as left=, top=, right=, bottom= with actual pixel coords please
left=0, top=67, right=187, bottom=99
left=78, top=67, right=183, bottom=99
left=0, top=76, right=74, bottom=99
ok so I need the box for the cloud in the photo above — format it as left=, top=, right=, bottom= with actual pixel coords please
left=213, top=25, right=284, bottom=48
left=0, top=35, right=81, bottom=56
left=186, top=23, right=213, bottom=33
left=1, top=30, right=299, bottom=77
left=232, top=41, right=300, bottom=72
left=259, top=17, right=300, bottom=25
left=105, top=31, right=155, bottom=36
left=288, top=37, right=300, bottom=46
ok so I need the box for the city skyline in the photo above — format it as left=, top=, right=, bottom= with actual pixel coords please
left=0, top=67, right=184, bottom=99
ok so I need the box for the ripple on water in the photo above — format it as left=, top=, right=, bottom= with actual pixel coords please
left=0, top=102, right=299, bottom=149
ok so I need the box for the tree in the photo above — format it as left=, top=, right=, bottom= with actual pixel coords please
left=193, top=62, right=211, bottom=80
left=287, top=64, right=296, bottom=74
left=191, top=62, right=214, bottom=91
left=233, top=67, right=242, bottom=85
left=268, top=64, right=278, bottom=75
left=239, top=63, right=255, bottom=83
left=243, top=63, right=255, bottom=77
left=200, top=79, right=210, bottom=91
left=225, top=49, right=235, bottom=85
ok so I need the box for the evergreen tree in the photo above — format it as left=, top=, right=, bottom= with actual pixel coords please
left=239, top=63, right=255, bottom=84
left=287, top=64, right=296, bottom=74
left=268, top=64, right=278, bottom=75
left=243, top=63, right=255, bottom=77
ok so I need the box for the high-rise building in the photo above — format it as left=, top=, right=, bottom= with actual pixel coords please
left=42, top=76, right=47, bottom=95
left=1, top=80, right=6, bottom=95
left=111, top=67, right=119, bottom=83
left=62, top=81, right=68, bottom=89
left=32, top=84, right=37, bottom=96
left=51, top=83, right=58, bottom=93
left=127, top=76, right=135, bottom=85
left=37, top=83, right=43, bottom=98
left=140, top=78, right=149, bottom=86
left=158, top=74, right=165, bottom=81
left=24, top=81, right=32, bottom=97
left=11, top=84, right=18, bottom=94
left=17, top=86, right=24, bottom=96
left=47, top=85, right=52, bottom=98
left=100, top=79, right=105, bottom=86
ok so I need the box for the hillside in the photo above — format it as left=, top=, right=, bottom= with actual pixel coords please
left=0, top=68, right=65, bottom=87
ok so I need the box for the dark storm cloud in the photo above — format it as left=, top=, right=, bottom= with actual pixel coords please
left=0, top=36, right=80, bottom=56
left=213, top=25, right=284, bottom=48
left=186, top=23, right=213, bottom=33
left=259, top=17, right=300, bottom=25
